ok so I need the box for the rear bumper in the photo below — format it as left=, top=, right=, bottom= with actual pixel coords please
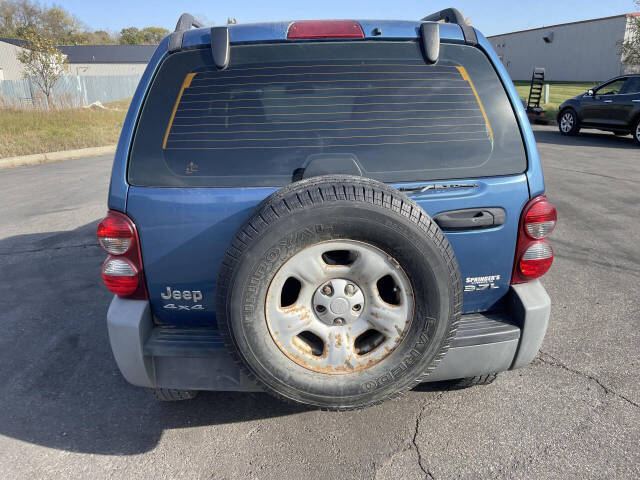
left=107, top=280, right=550, bottom=391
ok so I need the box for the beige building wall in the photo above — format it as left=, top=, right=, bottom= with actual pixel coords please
left=489, top=15, right=635, bottom=82
left=0, top=40, right=28, bottom=81
left=66, top=63, right=147, bottom=76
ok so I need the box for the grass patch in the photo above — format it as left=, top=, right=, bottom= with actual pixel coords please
left=0, top=83, right=604, bottom=157
left=0, top=99, right=130, bottom=158
left=513, top=81, right=597, bottom=122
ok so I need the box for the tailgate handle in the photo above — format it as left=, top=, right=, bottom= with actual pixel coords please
left=434, top=207, right=505, bottom=231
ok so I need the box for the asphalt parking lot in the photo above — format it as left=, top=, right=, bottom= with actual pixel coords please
left=0, top=125, right=638, bottom=479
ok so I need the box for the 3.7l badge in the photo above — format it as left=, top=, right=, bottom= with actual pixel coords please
left=464, top=275, right=500, bottom=292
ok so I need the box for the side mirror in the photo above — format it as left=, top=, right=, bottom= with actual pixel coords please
left=586, top=89, right=594, bottom=97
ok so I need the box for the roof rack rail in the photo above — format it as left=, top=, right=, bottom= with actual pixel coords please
left=421, top=8, right=466, bottom=25
left=175, top=13, right=205, bottom=32
left=169, top=13, right=205, bottom=52
left=421, top=7, right=477, bottom=45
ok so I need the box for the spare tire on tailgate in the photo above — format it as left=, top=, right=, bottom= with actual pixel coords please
left=216, top=175, right=461, bottom=410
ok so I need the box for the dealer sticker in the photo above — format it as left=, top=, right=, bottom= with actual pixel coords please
left=464, top=275, right=501, bottom=292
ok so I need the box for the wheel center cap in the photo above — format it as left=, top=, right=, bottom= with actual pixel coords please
left=329, top=297, right=349, bottom=315
left=312, top=278, right=365, bottom=326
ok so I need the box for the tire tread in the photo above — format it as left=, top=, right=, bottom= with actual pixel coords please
left=216, top=175, right=462, bottom=410
left=151, top=388, right=198, bottom=401
left=447, top=373, right=499, bottom=389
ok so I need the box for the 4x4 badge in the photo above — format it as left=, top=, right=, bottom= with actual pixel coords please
left=163, top=304, right=204, bottom=311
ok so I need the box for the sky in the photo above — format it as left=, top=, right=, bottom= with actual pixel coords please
left=54, top=0, right=638, bottom=37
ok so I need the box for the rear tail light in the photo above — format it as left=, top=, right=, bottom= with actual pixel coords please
left=97, top=211, right=147, bottom=299
left=512, top=196, right=557, bottom=284
left=101, top=258, right=139, bottom=296
left=524, top=199, right=557, bottom=239
left=287, top=20, right=364, bottom=39
left=96, top=213, right=133, bottom=254
left=519, top=242, right=554, bottom=278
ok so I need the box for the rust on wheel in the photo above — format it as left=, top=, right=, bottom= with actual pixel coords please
left=265, top=240, right=414, bottom=374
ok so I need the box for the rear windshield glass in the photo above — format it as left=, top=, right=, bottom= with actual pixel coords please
left=129, top=41, right=526, bottom=187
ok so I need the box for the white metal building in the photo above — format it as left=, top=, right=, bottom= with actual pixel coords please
left=0, top=39, right=155, bottom=80
left=0, top=38, right=29, bottom=81
left=489, top=13, right=640, bottom=82
left=57, top=45, right=155, bottom=76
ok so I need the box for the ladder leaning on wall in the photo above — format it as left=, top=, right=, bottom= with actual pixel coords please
left=526, top=67, right=547, bottom=124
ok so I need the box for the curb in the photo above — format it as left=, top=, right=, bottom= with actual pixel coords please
left=0, top=145, right=116, bottom=171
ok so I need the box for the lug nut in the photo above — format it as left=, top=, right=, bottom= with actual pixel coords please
left=316, top=305, right=326, bottom=314
left=345, top=284, right=356, bottom=296
left=322, top=284, right=333, bottom=296
left=333, top=318, right=344, bottom=325
left=352, top=304, right=361, bottom=312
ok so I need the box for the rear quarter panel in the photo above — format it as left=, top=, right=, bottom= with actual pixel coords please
left=475, top=31, right=544, bottom=197
left=108, top=38, right=169, bottom=212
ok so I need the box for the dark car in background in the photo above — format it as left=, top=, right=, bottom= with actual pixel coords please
left=558, top=74, right=640, bottom=145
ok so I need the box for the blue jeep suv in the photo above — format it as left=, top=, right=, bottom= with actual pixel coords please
left=98, top=8, right=556, bottom=409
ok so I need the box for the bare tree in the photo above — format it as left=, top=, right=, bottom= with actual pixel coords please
left=621, top=2, right=640, bottom=66
left=17, top=27, right=67, bottom=108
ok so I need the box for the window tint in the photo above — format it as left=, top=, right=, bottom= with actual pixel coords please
left=620, top=77, right=640, bottom=95
left=129, top=42, right=526, bottom=187
left=596, top=79, right=626, bottom=96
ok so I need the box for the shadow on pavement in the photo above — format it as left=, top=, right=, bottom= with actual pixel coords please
left=0, top=221, right=312, bottom=455
left=0, top=221, right=448, bottom=455
left=533, top=127, right=637, bottom=149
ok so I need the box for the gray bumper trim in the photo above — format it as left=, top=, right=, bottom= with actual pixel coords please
left=425, top=279, right=550, bottom=382
left=107, top=296, right=155, bottom=388
left=509, top=279, right=551, bottom=369
left=106, top=280, right=550, bottom=391
left=426, top=340, right=518, bottom=382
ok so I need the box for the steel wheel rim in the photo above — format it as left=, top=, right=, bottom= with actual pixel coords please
left=560, top=113, right=574, bottom=132
left=265, top=240, right=414, bottom=374
left=636, top=122, right=640, bottom=142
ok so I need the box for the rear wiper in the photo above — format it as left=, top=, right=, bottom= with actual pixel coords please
left=398, top=183, right=478, bottom=194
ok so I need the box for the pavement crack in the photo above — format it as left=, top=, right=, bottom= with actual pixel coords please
left=0, top=243, right=98, bottom=256
left=537, top=351, right=639, bottom=409
left=413, top=408, right=433, bottom=479
left=412, top=393, right=445, bottom=479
